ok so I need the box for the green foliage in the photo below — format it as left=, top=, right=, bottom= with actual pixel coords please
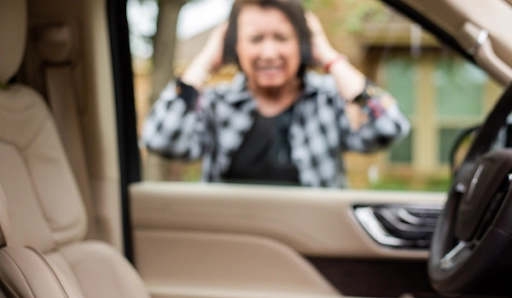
left=306, top=0, right=390, bottom=33
left=182, top=163, right=202, bottom=182
left=424, top=176, right=451, bottom=192
left=369, top=177, right=409, bottom=191
left=344, top=0, right=390, bottom=33
left=370, top=175, right=451, bottom=192
left=302, top=0, right=313, bottom=9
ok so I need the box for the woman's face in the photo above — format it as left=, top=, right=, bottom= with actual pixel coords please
left=236, top=5, right=301, bottom=92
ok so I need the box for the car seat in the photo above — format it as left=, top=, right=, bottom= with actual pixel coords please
left=0, top=0, right=150, bottom=297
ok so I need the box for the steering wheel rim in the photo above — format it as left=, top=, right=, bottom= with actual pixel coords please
left=429, top=149, right=512, bottom=294
left=428, top=84, right=512, bottom=295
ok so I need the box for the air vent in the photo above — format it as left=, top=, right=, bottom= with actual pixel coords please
left=354, top=205, right=442, bottom=249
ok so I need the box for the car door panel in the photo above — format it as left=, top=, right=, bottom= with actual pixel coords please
left=135, top=230, right=339, bottom=298
left=129, top=182, right=445, bottom=298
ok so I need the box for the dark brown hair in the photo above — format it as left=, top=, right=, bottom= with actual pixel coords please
left=222, top=0, right=313, bottom=78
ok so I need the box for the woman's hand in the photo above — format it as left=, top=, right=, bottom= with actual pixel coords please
left=305, top=12, right=339, bottom=67
left=200, top=22, right=228, bottom=72
left=305, top=11, right=366, bottom=101
left=306, top=11, right=369, bottom=131
left=181, top=22, right=228, bottom=90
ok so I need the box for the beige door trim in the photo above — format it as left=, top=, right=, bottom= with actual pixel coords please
left=130, top=182, right=445, bottom=259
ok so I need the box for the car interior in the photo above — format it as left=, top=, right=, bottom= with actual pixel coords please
left=1, top=0, right=512, bottom=297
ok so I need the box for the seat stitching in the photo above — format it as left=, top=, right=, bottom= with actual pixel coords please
left=0, top=139, right=83, bottom=242
left=0, top=226, right=7, bottom=247
left=20, top=118, right=86, bottom=234
left=0, top=250, right=36, bottom=298
left=26, top=247, right=70, bottom=298
left=0, top=275, right=21, bottom=298
left=0, top=86, right=44, bottom=113
left=57, top=247, right=87, bottom=296
left=0, top=108, right=49, bottom=152
left=0, top=141, right=57, bottom=249
left=20, top=113, right=52, bottom=152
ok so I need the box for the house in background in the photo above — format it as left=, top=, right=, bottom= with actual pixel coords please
left=356, top=11, right=501, bottom=190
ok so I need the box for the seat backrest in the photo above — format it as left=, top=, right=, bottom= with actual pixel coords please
left=0, top=0, right=87, bottom=253
left=0, top=79, right=88, bottom=252
left=0, top=185, right=84, bottom=298
left=0, top=1, right=150, bottom=297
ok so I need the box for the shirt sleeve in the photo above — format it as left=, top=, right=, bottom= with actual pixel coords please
left=141, top=79, right=209, bottom=160
left=338, top=81, right=411, bottom=153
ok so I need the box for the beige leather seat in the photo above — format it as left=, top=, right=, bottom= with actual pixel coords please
left=0, top=0, right=150, bottom=297
left=0, top=186, right=85, bottom=298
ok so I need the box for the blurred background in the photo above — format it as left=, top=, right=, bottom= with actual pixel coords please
left=128, top=0, right=502, bottom=191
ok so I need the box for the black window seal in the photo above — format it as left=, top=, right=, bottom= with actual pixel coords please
left=107, top=0, right=141, bottom=263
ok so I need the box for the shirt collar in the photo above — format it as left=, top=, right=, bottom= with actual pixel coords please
left=224, top=72, right=252, bottom=104
left=302, top=71, right=321, bottom=97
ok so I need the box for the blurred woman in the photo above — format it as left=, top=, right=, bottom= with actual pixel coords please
left=142, top=0, right=410, bottom=187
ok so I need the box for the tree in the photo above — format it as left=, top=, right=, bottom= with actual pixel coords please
left=137, top=0, right=190, bottom=180
left=150, top=0, right=188, bottom=106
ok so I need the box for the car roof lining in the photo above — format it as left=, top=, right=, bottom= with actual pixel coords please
left=395, top=0, right=512, bottom=85
left=379, top=0, right=472, bottom=62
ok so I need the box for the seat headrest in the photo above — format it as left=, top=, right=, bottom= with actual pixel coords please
left=0, top=185, right=10, bottom=247
left=0, top=0, right=27, bottom=85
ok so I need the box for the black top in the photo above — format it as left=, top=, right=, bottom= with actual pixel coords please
left=223, top=107, right=300, bottom=185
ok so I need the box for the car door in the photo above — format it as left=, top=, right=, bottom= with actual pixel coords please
left=122, top=0, right=510, bottom=297
left=129, top=182, right=444, bottom=297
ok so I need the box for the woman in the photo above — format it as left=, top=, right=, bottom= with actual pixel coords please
left=142, top=0, right=410, bottom=187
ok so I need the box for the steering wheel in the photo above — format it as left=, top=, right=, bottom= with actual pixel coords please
left=428, top=85, right=512, bottom=295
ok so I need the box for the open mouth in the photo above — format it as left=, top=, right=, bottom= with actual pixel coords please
left=256, top=65, right=284, bottom=76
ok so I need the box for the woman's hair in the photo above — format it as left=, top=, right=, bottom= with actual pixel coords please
left=222, top=0, right=313, bottom=78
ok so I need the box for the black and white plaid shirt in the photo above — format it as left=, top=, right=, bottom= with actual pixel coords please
left=142, top=72, right=410, bottom=187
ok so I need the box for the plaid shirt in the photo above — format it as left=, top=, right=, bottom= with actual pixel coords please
left=142, top=72, right=410, bottom=187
